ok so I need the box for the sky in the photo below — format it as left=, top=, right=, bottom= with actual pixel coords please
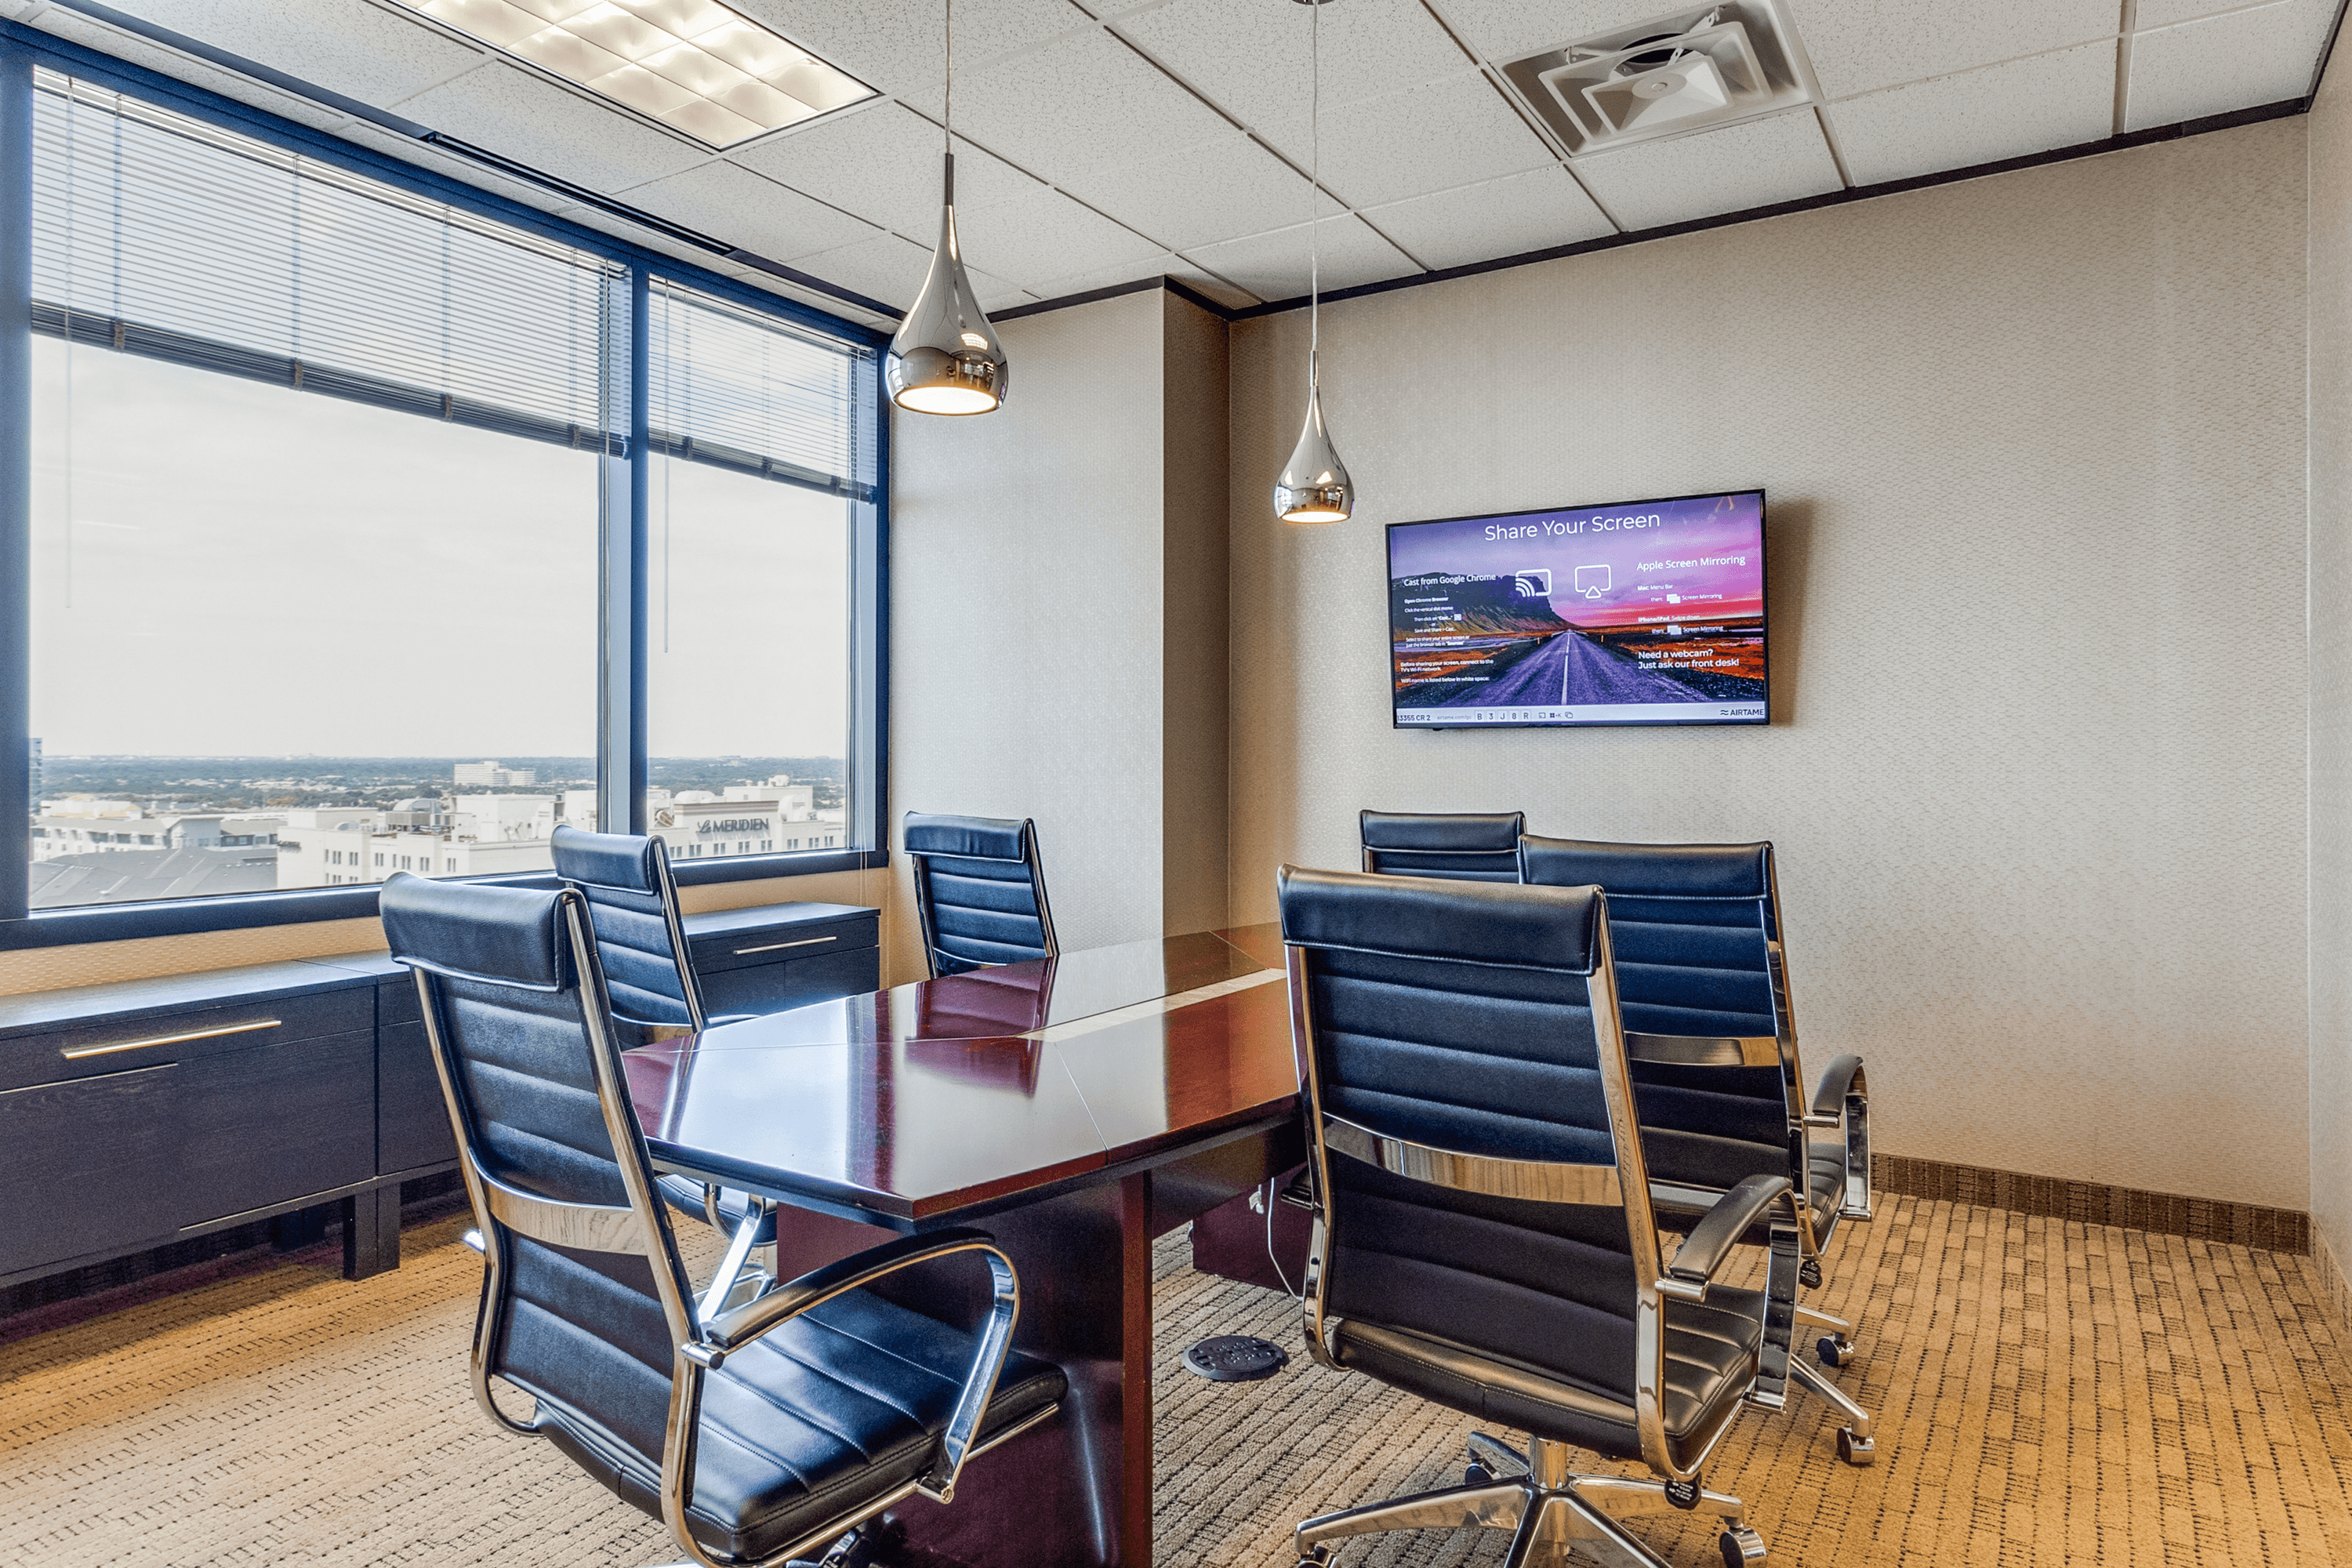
left=29, top=339, right=850, bottom=758
left=1387, top=491, right=1766, bottom=629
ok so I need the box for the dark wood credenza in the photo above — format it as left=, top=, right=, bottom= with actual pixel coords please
left=0, top=900, right=879, bottom=1293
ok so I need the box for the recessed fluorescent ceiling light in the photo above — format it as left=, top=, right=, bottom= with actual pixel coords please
left=395, top=0, right=875, bottom=148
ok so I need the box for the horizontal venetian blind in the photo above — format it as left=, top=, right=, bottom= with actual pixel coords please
left=31, top=68, right=622, bottom=451
left=648, top=276, right=868, bottom=500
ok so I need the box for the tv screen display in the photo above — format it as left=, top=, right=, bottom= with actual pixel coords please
left=1388, top=489, right=1768, bottom=728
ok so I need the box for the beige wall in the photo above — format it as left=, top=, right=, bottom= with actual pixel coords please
left=887, top=288, right=1230, bottom=985
left=2310, top=55, right=2352, bottom=1263
left=1229, top=120, right=2312, bottom=1209
left=0, top=866, right=890, bottom=996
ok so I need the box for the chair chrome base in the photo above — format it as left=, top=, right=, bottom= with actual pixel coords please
left=1294, top=1435, right=1766, bottom=1568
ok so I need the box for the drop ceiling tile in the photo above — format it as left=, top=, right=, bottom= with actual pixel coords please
left=1784, top=0, right=2119, bottom=100
left=954, top=187, right=1169, bottom=287
left=942, top=25, right=1237, bottom=188
left=729, top=102, right=1045, bottom=240
left=1054, top=130, right=1314, bottom=252
left=1254, top=70, right=1556, bottom=209
left=1022, top=257, right=1185, bottom=303
left=978, top=285, right=1043, bottom=313
left=2125, top=0, right=2336, bottom=129
left=791, top=230, right=1020, bottom=314
left=1181, top=212, right=1420, bottom=299
left=617, top=160, right=883, bottom=260
left=1830, top=41, right=2116, bottom=187
left=102, top=0, right=488, bottom=109
left=1426, top=0, right=1727, bottom=67
left=1361, top=165, right=1616, bottom=270
left=395, top=60, right=709, bottom=189
left=26, top=9, right=370, bottom=136
left=1571, top=107, right=1842, bottom=230
left=1112, top=0, right=1470, bottom=132
left=726, top=0, right=1088, bottom=114
left=2136, top=0, right=2292, bottom=27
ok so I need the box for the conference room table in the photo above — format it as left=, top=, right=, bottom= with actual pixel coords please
left=621, top=924, right=1308, bottom=1568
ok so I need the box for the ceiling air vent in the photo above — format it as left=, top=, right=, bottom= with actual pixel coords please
left=1498, top=2, right=1813, bottom=158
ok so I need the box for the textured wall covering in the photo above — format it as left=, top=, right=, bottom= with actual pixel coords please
left=888, top=289, right=1171, bottom=985
left=1229, top=121, right=2312, bottom=1208
left=2310, top=50, right=2352, bottom=1278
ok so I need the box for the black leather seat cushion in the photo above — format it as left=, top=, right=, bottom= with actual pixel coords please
left=1332, top=1287, right=1762, bottom=1465
left=1648, top=1138, right=1847, bottom=1239
left=538, top=1286, right=1066, bottom=1562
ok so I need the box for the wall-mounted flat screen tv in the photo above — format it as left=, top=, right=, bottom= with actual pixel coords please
left=1388, top=489, right=1768, bottom=729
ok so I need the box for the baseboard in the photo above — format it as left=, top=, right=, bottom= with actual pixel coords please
left=2310, top=1229, right=2352, bottom=1333
left=1873, top=1152, right=2310, bottom=1254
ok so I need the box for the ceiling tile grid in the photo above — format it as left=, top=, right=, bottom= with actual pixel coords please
left=2125, top=0, right=2339, bottom=131
left=1782, top=0, right=2122, bottom=101
left=35, top=0, right=2352, bottom=319
left=1572, top=107, right=1845, bottom=230
left=1251, top=68, right=1560, bottom=208
left=1181, top=209, right=1421, bottom=298
left=1361, top=163, right=1616, bottom=270
left=1828, top=40, right=2121, bottom=189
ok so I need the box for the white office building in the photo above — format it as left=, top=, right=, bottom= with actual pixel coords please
left=31, top=799, right=282, bottom=863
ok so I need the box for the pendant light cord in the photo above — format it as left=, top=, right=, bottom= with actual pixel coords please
left=1308, top=0, right=1320, bottom=389
left=945, top=0, right=953, bottom=151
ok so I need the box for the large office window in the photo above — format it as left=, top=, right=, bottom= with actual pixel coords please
left=7, top=64, right=883, bottom=926
left=644, top=280, right=857, bottom=865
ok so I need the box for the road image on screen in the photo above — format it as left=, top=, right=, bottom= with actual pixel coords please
left=1388, top=490, right=1767, bottom=728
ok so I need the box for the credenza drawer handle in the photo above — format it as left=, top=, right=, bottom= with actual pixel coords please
left=62, top=1018, right=281, bottom=1060
left=733, top=935, right=838, bottom=956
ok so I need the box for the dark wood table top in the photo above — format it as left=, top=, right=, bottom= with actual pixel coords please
left=623, top=925, right=1300, bottom=1225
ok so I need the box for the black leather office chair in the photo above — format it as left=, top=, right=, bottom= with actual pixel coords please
left=550, top=823, right=776, bottom=1309
left=1359, top=809, right=1525, bottom=881
left=903, top=813, right=1058, bottom=978
left=1519, top=835, right=1876, bottom=1466
left=1278, top=866, right=1799, bottom=1568
left=379, top=872, right=1065, bottom=1568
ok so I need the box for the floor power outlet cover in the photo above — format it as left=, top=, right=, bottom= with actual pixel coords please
left=1181, top=1334, right=1290, bottom=1382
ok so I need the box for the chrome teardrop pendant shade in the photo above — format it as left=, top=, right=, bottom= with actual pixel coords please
left=1276, top=367, right=1351, bottom=524
left=1276, top=0, right=1350, bottom=523
left=887, top=152, right=1007, bottom=416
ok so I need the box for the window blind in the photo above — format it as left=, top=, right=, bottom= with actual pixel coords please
left=30, top=68, right=622, bottom=452
left=648, top=277, right=869, bottom=501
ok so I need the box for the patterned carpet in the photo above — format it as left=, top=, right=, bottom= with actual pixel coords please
left=2, top=1194, right=2347, bottom=1567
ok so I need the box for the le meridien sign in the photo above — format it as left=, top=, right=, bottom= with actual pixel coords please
left=697, top=817, right=773, bottom=835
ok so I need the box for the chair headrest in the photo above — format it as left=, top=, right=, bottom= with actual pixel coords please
left=905, top=811, right=1032, bottom=862
left=381, top=873, right=575, bottom=992
left=550, top=823, right=663, bottom=895
left=1519, top=836, right=1771, bottom=900
left=1359, top=809, right=1526, bottom=853
left=1279, top=864, right=1603, bottom=975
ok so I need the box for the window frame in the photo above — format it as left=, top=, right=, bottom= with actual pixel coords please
left=0, top=25, right=891, bottom=949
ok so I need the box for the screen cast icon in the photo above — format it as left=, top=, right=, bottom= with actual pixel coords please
left=1573, top=564, right=1612, bottom=600
left=1513, top=568, right=1552, bottom=598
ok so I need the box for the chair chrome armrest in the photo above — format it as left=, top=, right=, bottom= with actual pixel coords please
left=1660, top=1174, right=1794, bottom=1303
left=609, top=1013, right=698, bottom=1048
left=1810, top=1053, right=1865, bottom=1120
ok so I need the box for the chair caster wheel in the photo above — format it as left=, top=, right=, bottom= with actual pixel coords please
left=1719, top=1523, right=1768, bottom=1566
left=1465, top=1462, right=1495, bottom=1486
left=1798, top=1258, right=1823, bottom=1289
left=1836, top=1428, right=1876, bottom=1466
left=1817, top=1334, right=1857, bottom=1368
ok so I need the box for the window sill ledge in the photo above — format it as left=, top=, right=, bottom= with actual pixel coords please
left=0, top=848, right=888, bottom=949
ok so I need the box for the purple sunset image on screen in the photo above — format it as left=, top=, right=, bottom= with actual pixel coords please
left=1387, top=490, right=1767, bottom=728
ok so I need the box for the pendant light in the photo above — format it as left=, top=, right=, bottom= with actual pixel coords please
left=1274, top=0, right=1352, bottom=524
left=886, top=0, right=1008, bottom=415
